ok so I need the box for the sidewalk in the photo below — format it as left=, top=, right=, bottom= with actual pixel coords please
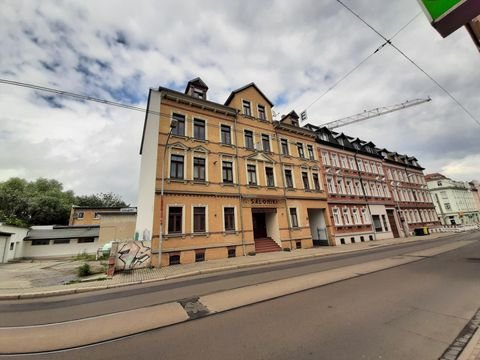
left=0, top=232, right=458, bottom=300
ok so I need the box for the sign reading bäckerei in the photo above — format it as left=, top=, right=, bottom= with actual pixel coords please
left=242, top=198, right=282, bottom=207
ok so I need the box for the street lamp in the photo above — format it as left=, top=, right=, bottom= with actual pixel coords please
left=158, top=119, right=177, bottom=268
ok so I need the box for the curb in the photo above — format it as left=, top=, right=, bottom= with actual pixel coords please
left=0, top=233, right=457, bottom=300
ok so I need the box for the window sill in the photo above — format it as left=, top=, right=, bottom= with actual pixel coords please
left=223, top=231, right=238, bottom=235
left=267, top=186, right=277, bottom=190
left=286, top=188, right=296, bottom=192
left=291, top=227, right=301, bottom=231
left=171, top=134, right=187, bottom=140
left=165, top=234, right=186, bottom=239
left=220, top=143, right=235, bottom=148
left=192, top=180, right=209, bottom=185
left=168, top=179, right=188, bottom=184
left=248, top=184, right=259, bottom=188
left=191, top=232, right=209, bottom=238
left=192, top=138, right=208, bottom=143
left=221, top=183, right=236, bottom=187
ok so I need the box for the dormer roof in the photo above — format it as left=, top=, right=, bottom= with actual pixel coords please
left=184, top=77, right=208, bottom=93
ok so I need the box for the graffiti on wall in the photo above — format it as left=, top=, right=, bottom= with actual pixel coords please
left=115, top=241, right=151, bottom=271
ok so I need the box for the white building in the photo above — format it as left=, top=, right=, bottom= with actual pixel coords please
left=426, top=173, right=480, bottom=225
left=0, top=224, right=28, bottom=263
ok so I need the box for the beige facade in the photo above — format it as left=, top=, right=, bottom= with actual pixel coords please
left=137, top=79, right=329, bottom=267
left=98, top=212, right=136, bottom=245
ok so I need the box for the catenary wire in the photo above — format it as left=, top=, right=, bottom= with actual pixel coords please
left=335, top=0, right=480, bottom=127
left=303, top=11, right=421, bottom=112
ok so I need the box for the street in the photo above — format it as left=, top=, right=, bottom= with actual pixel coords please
left=1, top=232, right=479, bottom=359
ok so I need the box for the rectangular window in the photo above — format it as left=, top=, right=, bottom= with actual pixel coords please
left=372, top=215, right=382, bottom=232
left=221, top=125, right=232, bottom=145
left=352, top=208, right=360, bottom=224
left=53, top=239, right=70, bottom=244
left=321, top=151, right=330, bottom=165
left=193, top=207, right=206, bottom=233
left=32, top=239, right=50, bottom=246
left=371, top=162, right=377, bottom=174
left=243, top=100, right=251, bottom=116
left=365, top=161, right=372, bottom=173
left=358, top=160, right=365, bottom=172
left=337, top=178, right=345, bottom=194
left=170, top=154, right=184, bottom=180
left=222, top=161, right=233, bottom=183
left=244, top=130, right=254, bottom=149
left=342, top=208, right=351, bottom=225
left=172, top=113, right=185, bottom=136
left=281, top=139, right=289, bottom=155
left=285, top=169, right=294, bottom=188
left=345, top=180, right=353, bottom=195
left=333, top=208, right=342, bottom=226
left=331, top=153, right=339, bottom=167
left=349, top=157, right=356, bottom=170
left=307, top=145, right=314, bottom=160
left=354, top=181, right=362, bottom=195
left=290, top=208, right=299, bottom=228
left=302, top=172, right=310, bottom=190
left=76, top=211, right=84, bottom=219
left=78, top=237, right=95, bottom=243
left=258, top=105, right=266, bottom=120
left=297, top=143, right=305, bottom=158
left=224, top=207, right=235, bottom=231
left=247, top=164, right=257, bottom=185
left=340, top=156, right=348, bottom=168
left=327, top=177, right=336, bottom=193
left=193, top=119, right=206, bottom=140
left=262, top=134, right=270, bottom=152
left=168, top=207, right=183, bottom=234
left=193, top=157, right=206, bottom=181
left=361, top=208, right=370, bottom=224
left=195, top=251, right=205, bottom=262
left=313, top=173, right=320, bottom=191
left=265, top=167, right=275, bottom=187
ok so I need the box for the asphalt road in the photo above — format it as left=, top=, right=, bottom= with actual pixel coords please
left=1, top=232, right=479, bottom=359
left=0, top=233, right=477, bottom=328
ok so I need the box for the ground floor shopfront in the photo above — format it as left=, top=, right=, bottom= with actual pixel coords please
left=153, top=193, right=329, bottom=266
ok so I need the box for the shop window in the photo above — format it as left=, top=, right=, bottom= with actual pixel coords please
left=169, top=254, right=180, bottom=265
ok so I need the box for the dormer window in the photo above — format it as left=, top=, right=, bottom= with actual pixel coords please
left=320, top=133, right=329, bottom=141
left=353, top=143, right=360, bottom=150
left=193, top=89, right=204, bottom=99
left=338, top=138, right=345, bottom=146
left=365, top=146, right=372, bottom=153
left=242, top=100, right=252, bottom=116
left=291, top=119, right=299, bottom=127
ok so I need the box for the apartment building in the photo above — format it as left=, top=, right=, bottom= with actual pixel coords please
left=381, top=152, right=439, bottom=231
left=305, top=125, right=439, bottom=245
left=136, top=78, right=329, bottom=267
left=426, top=173, right=480, bottom=225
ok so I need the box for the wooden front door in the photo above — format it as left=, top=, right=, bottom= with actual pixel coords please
left=387, top=210, right=400, bottom=238
left=252, top=213, right=267, bottom=239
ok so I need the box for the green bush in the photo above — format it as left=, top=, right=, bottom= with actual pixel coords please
left=78, top=263, right=92, bottom=277
left=74, top=251, right=96, bottom=261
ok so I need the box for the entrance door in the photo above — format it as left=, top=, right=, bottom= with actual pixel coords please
left=252, top=213, right=267, bottom=239
left=387, top=210, right=400, bottom=238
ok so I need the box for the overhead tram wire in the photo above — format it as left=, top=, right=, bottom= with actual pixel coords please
left=336, top=0, right=480, bottom=128
left=303, top=11, right=422, bottom=112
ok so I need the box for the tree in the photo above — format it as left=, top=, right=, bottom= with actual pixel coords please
left=75, top=192, right=128, bottom=208
left=0, top=177, right=76, bottom=227
left=0, top=178, right=127, bottom=227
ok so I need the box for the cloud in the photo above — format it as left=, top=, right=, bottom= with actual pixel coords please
left=0, top=0, right=479, bottom=207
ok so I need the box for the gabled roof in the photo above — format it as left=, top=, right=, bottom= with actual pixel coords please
left=184, top=77, right=208, bottom=93
left=224, top=83, right=274, bottom=107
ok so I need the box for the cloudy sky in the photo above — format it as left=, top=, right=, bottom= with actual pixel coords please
left=1, top=0, right=479, bottom=204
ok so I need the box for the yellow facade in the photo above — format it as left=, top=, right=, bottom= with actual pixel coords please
left=147, top=81, right=330, bottom=267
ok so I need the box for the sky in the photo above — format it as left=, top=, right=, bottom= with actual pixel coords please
left=0, top=0, right=479, bottom=205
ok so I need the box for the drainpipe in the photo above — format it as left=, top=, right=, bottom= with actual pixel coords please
left=274, top=124, right=293, bottom=250
left=353, top=153, right=377, bottom=241
left=233, top=110, right=247, bottom=256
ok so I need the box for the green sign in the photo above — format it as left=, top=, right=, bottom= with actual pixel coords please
left=421, top=0, right=464, bottom=21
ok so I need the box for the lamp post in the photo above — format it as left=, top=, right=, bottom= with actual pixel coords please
left=158, top=119, right=177, bottom=268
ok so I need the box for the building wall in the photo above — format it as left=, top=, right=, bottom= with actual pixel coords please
left=98, top=214, right=136, bottom=245
left=136, top=89, right=162, bottom=241
left=143, top=84, right=329, bottom=266
left=22, top=238, right=99, bottom=258
left=0, top=224, right=28, bottom=263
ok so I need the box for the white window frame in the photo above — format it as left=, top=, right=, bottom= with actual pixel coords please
left=192, top=117, right=208, bottom=141
left=289, top=207, right=300, bottom=228
left=221, top=155, right=236, bottom=184
left=284, top=166, right=295, bottom=189
left=332, top=207, right=342, bottom=226
left=219, top=122, right=233, bottom=145
left=327, top=176, right=336, bottom=193
left=342, top=207, right=352, bottom=225
left=321, top=151, right=330, bottom=166
left=331, top=153, right=339, bottom=167
left=246, top=161, right=258, bottom=186
left=192, top=151, right=208, bottom=182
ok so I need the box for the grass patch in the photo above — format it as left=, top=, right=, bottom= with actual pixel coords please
left=78, top=263, right=92, bottom=277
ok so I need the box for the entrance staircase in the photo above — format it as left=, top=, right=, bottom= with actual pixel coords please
left=254, top=237, right=281, bottom=253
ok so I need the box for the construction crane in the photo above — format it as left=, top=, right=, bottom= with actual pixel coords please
left=319, top=97, right=431, bottom=130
